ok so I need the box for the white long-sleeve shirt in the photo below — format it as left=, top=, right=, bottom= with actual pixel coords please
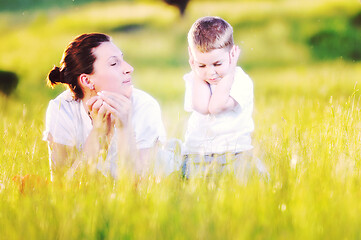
left=43, top=88, right=166, bottom=177
left=183, top=66, right=254, bottom=154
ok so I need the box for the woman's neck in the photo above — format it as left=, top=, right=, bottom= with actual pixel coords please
left=81, top=90, right=97, bottom=119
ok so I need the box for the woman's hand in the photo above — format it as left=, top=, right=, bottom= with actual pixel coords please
left=97, top=91, right=132, bottom=129
left=95, top=90, right=138, bottom=174
left=86, top=96, right=113, bottom=136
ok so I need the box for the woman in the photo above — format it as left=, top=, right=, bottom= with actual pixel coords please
left=43, top=33, right=167, bottom=179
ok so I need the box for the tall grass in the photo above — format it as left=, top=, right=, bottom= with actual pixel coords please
left=1, top=0, right=361, bottom=239
left=2, top=91, right=361, bottom=239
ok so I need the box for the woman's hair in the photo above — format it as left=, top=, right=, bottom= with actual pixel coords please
left=47, top=33, right=111, bottom=99
left=188, top=16, right=234, bottom=53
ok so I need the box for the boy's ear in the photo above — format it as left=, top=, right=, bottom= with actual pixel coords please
left=79, top=74, right=94, bottom=90
left=230, top=45, right=236, bottom=57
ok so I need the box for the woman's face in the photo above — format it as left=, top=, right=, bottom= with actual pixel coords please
left=89, top=41, right=134, bottom=97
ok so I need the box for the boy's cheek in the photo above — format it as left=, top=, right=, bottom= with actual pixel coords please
left=196, top=68, right=207, bottom=78
left=192, top=69, right=203, bottom=79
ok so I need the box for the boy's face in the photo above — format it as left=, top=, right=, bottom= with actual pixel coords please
left=190, top=47, right=231, bottom=85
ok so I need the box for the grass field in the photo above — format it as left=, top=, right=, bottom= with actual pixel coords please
left=1, top=0, right=361, bottom=239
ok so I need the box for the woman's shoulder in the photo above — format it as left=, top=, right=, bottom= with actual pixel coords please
left=50, top=90, right=76, bottom=103
left=47, top=90, right=80, bottom=113
left=132, top=88, right=160, bottom=107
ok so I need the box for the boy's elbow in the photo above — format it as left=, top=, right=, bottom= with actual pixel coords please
left=194, top=106, right=210, bottom=115
left=192, top=103, right=210, bottom=115
left=208, top=105, right=224, bottom=115
left=209, top=97, right=236, bottom=115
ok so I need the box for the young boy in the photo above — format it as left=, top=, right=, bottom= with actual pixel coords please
left=182, top=16, right=267, bottom=179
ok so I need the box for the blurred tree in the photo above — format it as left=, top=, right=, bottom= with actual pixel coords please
left=351, top=10, right=361, bottom=28
left=163, top=0, right=190, bottom=16
left=0, top=70, right=18, bottom=96
left=0, top=0, right=118, bottom=11
left=308, top=11, right=361, bottom=62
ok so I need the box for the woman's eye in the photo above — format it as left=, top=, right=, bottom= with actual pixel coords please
left=214, top=63, right=222, bottom=67
left=198, top=65, right=206, bottom=68
left=110, top=62, right=117, bottom=66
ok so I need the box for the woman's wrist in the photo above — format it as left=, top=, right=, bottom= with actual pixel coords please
left=91, top=126, right=109, bottom=142
left=115, top=117, right=133, bottom=138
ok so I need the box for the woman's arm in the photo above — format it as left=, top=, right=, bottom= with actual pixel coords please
left=97, top=91, right=142, bottom=172
left=49, top=127, right=113, bottom=179
left=48, top=137, right=79, bottom=179
left=50, top=96, right=114, bottom=178
left=48, top=141, right=73, bottom=170
left=83, top=96, right=115, bottom=161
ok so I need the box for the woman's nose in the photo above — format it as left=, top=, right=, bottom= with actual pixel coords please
left=123, top=61, right=134, bottom=74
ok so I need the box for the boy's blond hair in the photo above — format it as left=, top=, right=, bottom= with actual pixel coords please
left=188, top=16, right=234, bottom=53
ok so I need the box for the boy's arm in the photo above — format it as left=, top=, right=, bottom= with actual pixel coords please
left=208, top=45, right=240, bottom=115
left=192, top=76, right=211, bottom=115
left=187, top=46, right=211, bottom=115
left=208, top=75, right=236, bottom=114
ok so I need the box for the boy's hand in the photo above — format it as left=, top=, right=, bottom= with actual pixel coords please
left=188, top=47, right=208, bottom=84
left=214, top=45, right=240, bottom=88
left=223, top=45, right=240, bottom=82
left=207, top=45, right=240, bottom=114
left=230, top=45, right=240, bottom=69
left=188, top=46, right=196, bottom=73
left=188, top=47, right=212, bottom=114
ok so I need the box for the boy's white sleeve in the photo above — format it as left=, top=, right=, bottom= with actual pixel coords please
left=183, top=72, right=194, bottom=112
left=43, top=99, right=77, bottom=147
left=230, top=67, right=254, bottom=110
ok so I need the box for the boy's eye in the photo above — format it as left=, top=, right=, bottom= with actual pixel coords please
left=214, top=63, right=222, bottom=67
left=110, top=62, right=117, bottom=66
left=198, top=65, right=206, bottom=68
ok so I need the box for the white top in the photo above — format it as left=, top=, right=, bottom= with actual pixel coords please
left=43, top=88, right=166, bottom=177
left=183, top=66, right=254, bottom=154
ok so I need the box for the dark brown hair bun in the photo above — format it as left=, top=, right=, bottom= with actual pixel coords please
left=47, top=66, right=65, bottom=86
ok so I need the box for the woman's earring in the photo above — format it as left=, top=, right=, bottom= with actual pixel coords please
left=90, top=84, right=95, bottom=90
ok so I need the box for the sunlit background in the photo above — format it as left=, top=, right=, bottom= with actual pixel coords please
left=1, top=0, right=361, bottom=239
left=1, top=0, right=360, bottom=130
